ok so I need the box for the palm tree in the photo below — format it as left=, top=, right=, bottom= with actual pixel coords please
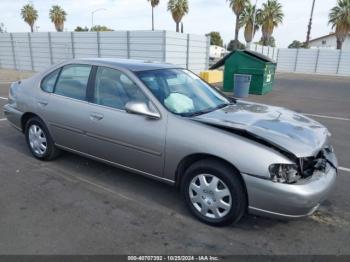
left=21, top=4, right=38, bottom=32
left=228, top=0, right=249, bottom=49
left=329, top=0, right=350, bottom=50
left=259, top=0, right=284, bottom=46
left=168, top=0, right=189, bottom=32
left=49, top=5, right=67, bottom=32
left=239, top=3, right=261, bottom=46
left=148, top=0, right=160, bottom=31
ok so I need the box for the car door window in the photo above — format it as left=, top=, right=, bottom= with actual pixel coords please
left=54, top=64, right=92, bottom=101
left=41, top=68, right=60, bottom=93
left=94, top=67, right=148, bottom=110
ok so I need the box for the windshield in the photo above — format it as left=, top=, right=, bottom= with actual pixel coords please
left=136, top=69, right=230, bottom=116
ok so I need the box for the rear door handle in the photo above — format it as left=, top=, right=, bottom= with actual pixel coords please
left=37, top=100, right=48, bottom=106
left=90, top=112, right=104, bottom=121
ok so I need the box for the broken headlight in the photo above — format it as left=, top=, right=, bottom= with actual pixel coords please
left=269, top=164, right=301, bottom=184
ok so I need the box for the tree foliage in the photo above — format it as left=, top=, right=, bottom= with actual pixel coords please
left=147, top=0, right=160, bottom=31
left=90, top=25, right=114, bottom=32
left=227, top=39, right=245, bottom=51
left=148, top=0, right=160, bottom=8
left=168, top=0, right=189, bottom=32
left=258, top=0, right=284, bottom=46
left=0, top=23, right=5, bottom=33
left=257, top=36, right=276, bottom=47
left=21, top=4, right=38, bottom=32
left=209, top=32, right=224, bottom=47
left=288, top=40, right=304, bottom=49
left=329, top=0, right=350, bottom=49
left=74, top=26, right=89, bottom=32
left=239, top=3, right=260, bottom=44
left=227, top=0, right=250, bottom=49
left=49, top=5, right=67, bottom=32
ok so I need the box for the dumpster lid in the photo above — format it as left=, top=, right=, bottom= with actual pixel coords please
left=210, top=49, right=276, bottom=70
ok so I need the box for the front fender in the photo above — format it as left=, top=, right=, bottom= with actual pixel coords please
left=164, top=114, right=294, bottom=181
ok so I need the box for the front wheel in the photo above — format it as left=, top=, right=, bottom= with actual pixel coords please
left=182, top=159, right=247, bottom=226
left=25, top=117, right=60, bottom=160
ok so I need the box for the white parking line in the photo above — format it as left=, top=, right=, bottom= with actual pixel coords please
left=339, top=167, right=350, bottom=173
left=0, top=96, right=8, bottom=100
left=0, top=118, right=6, bottom=122
left=304, top=113, right=350, bottom=122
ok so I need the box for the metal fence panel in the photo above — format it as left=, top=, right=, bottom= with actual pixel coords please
left=166, top=32, right=191, bottom=68
left=129, top=31, right=164, bottom=61
left=0, top=31, right=209, bottom=73
left=12, top=33, right=32, bottom=71
left=251, top=43, right=277, bottom=61
left=50, top=32, right=73, bottom=64
left=316, top=49, right=340, bottom=75
left=276, top=49, right=297, bottom=72
left=295, top=49, right=319, bottom=74
left=338, top=51, right=350, bottom=75
left=73, top=32, right=98, bottom=58
left=99, top=31, right=128, bottom=59
left=30, top=33, right=51, bottom=71
left=188, top=34, right=209, bottom=73
left=0, top=33, right=16, bottom=69
left=251, top=44, right=350, bottom=76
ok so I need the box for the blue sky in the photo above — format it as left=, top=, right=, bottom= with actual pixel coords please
left=0, top=0, right=337, bottom=47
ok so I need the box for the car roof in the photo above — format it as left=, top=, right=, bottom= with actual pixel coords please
left=72, top=58, right=180, bottom=72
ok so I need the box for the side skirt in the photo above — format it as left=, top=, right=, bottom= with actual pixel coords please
left=55, top=144, right=175, bottom=185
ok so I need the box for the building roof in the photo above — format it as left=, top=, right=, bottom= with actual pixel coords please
left=210, top=49, right=275, bottom=69
left=309, top=33, right=336, bottom=43
left=78, top=58, right=178, bottom=72
left=308, top=32, right=350, bottom=43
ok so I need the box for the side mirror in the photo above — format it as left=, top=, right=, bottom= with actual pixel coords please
left=125, top=101, right=161, bottom=119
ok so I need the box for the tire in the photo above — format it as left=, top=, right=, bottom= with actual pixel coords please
left=25, top=116, right=60, bottom=161
left=181, top=159, right=247, bottom=226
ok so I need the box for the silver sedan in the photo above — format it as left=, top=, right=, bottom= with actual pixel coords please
left=3, top=59, right=338, bottom=226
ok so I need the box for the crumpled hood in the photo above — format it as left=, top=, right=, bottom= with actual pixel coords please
left=194, top=101, right=329, bottom=158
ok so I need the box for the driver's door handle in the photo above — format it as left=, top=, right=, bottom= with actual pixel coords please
left=90, top=112, right=104, bottom=121
left=37, top=100, right=48, bottom=107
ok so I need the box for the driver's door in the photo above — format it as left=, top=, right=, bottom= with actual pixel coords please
left=85, top=66, right=167, bottom=177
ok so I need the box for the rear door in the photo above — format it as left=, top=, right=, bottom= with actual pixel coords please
left=84, top=66, right=167, bottom=177
left=37, top=64, right=93, bottom=153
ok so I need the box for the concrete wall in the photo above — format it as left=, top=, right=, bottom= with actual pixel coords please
left=0, top=31, right=210, bottom=73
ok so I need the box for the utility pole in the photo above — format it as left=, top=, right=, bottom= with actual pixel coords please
left=305, top=0, right=316, bottom=47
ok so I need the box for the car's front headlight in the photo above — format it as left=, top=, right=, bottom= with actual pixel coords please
left=269, top=164, right=300, bottom=184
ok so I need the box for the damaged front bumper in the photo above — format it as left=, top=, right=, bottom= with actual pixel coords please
left=242, top=152, right=338, bottom=219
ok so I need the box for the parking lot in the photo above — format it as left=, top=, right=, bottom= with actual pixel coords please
left=0, top=70, right=349, bottom=255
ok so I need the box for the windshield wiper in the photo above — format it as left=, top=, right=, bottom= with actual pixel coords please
left=183, top=103, right=231, bottom=117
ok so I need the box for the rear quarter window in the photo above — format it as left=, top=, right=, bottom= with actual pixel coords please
left=41, top=69, right=60, bottom=93
left=54, top=64, right=92, bottom=101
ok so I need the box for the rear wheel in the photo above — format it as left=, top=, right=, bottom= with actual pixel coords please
left=25, top=117, right=60, bottom=160
left=182, top=159, right=247, bottom=226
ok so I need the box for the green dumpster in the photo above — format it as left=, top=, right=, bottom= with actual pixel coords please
left=210, top=50, right=276, bottom=95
